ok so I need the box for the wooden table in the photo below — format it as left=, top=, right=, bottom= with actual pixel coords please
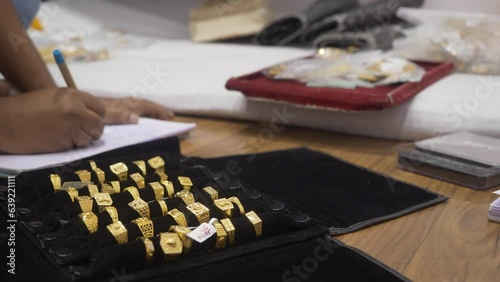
left=176, top=115, right=500, bottom=282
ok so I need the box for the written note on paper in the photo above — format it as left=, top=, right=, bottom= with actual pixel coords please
left=0, top=118, right=195, bottom=174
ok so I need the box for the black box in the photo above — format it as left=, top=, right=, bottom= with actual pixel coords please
left=0, top=137, right=447, bottom=282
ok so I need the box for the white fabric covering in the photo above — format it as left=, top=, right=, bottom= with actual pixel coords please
left=34, top=0, right=500, bottom=140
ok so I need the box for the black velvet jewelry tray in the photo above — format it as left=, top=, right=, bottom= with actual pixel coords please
left=0, top=137, right=447, bottom=282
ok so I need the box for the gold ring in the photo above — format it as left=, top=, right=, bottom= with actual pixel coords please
left=49, top=174, right=61, bottom=192
left=175, top=190, right=195, bottom=205
left=76, top=195, right=93, bottom=213
left=66, top=187, right=79, bottom=202
left=245, top=211, right=262, bottom=237
left=167, top=209, right=187, bottom=227
left=159, top=232, right=183, bottom=261
left=132, top=217, right=154, bottom=238
left=75, top=170, right=92, bottom=183
left=128, top=198, right=150, bottom=218
left=89, top=160, right=98, bottom=171
left=213, top=222, right=227, bottom=249
left=124, top=186, right=140, bottom=200
left=94, top=192, right=113, bottom=211
left=93, top=168, right=106, bottom=184
left=157, top=200, right=168, bottom=216
left=110, top=162, right=128, bottom=181
left=104, top=206, right=119, bottom=223
left=220, top=218, right=235, bottom=246
left=87, top=184, right=99, bottom=198
left=147, top=156, right=165, bottom=173
left=110, top=181, right=121, bottom=193
left=203, top=186, right=218, bottom=202
left=101, top=183, right=117, bottom=194
left=154, top=171, right=169, bottom=182
left=186, top=202, right=210, bottom=224
left=130, top=173, right=145, bottom=189
left=161, top=180, right=175, bottom=198
left=137, top=237, right=155, bottom=265
left=229, top=197, right=245, bottom=215
left=106, top=221, right=128, bottom=244
left=132, top=160, right=147, bottom=176
left=149, top=182, right=165, bottom=200
left=214, top=198, right=234, bottom=218
left=177, top=176, right=193, bottom=191
left=79, top=212, right=98, bottom=234
left=169, top=225, right=193, bottom=255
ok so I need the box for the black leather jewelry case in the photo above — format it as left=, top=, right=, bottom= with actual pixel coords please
left=0, top=137, right=447, bottom=282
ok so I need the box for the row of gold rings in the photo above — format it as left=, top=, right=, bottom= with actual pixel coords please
left=101, top=181, right=120, bottom=194
left=132, top=217, right=154, bottom=238
left=159, top=233, right=182, bottom=261
left=130, top=173, right=145, bottom=189
left=186, top=202, right=210, bottom=224
left=167, top=209, right=188, bottom=227
left=106, top=221, right=128, bottom=244
left=110, top=162, right=128, bottom=181
left=137, top=237, right=155, bottom=265
left=245, top=211, right=262, bottom=237
left=79, top=212, right=98, bottom=234
left=128, top=198, right=150, bottom=218
left=169, top=226, right=193, bottom=255
left=220, top=218, right=235, bottom=247
left=203, top=186, right=218, bottom=202
left=148, top=156, right=165, bottom=173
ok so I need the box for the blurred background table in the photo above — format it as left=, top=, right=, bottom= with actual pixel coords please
left=177, top=115, right=500, bottom=282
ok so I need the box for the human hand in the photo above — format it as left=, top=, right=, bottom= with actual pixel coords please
left=0, top=88, right=105, bottom=154
left=99, top=97, right=174, bottom=124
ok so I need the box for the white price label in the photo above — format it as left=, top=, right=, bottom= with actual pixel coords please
left=187, top=223, right=216, bottom=243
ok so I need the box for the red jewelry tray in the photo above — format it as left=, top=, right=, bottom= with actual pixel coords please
left=226, top=60, right=454, bottom=111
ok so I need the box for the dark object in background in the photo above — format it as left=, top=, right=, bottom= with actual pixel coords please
left=302, top=0, right=424, bottom=43
left=313, top=25, right=403, bottom=51
left=257, top=0, right=424, bottom=47
left=256, top=0, right=359, bottom=46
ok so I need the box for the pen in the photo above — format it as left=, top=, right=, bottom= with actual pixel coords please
left=52, top=49, right=77, bottom=88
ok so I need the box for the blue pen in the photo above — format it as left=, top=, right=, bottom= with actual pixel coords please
left=52, top=49, right=77, bottom=88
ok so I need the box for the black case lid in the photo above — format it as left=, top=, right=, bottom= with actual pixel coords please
left=199, top=147, right=447, bottom=235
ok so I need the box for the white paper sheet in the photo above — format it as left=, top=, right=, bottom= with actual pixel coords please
left=0, top=118, right=195, bottom=174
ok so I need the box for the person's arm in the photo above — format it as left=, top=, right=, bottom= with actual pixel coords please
left=0, top=0, right=56, bottom=92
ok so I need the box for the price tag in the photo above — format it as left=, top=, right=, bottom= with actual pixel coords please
left=187, top=223, right=216, bottom=243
